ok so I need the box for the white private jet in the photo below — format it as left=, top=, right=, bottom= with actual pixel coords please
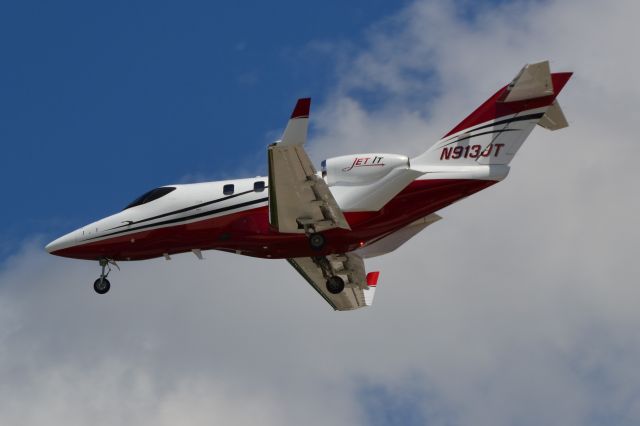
left=46, top=61, right=572, bottom=311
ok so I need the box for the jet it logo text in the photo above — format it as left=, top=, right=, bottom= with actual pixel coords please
left=343, top=156, right=385, bottom=172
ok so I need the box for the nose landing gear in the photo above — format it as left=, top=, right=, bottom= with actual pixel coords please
left=94, top=259, right=117, bottom=294
left=94, top=277, right=110, bottom=294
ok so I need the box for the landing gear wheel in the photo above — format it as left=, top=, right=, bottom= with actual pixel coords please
left=93, top=278, right=111, bottom=294
left=309, top=233, right=325, bottom=251
left=326, top=276, right=345, bottom=294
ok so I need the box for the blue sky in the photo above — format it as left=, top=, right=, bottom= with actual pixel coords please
left=0, top=0, right=408, bottom=256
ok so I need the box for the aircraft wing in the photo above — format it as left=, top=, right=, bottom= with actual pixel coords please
left=287, top=253, right=379, bottom=311
left=355, top=213, right=442, bottom=258
left=268, top=98, right=350, bottom=234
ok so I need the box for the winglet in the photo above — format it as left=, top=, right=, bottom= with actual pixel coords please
left=280, top=98, right=311, bottom=146
left=291, top=98, right=311, bottom=119
left=366, top=271, right=380, bottom=287
left=364, top=271, right=379, bottom=306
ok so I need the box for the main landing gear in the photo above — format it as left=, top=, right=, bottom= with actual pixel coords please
left=300, top=220, right=326, bottom=252
left=308, top=232, right=325, bottom=251
left=312, top=255, right=345, bottom=295
left=326, top=275, right=345, bottom=294
left=93, top=258, right=117, bottom=294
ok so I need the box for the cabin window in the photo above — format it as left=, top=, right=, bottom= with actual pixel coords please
left=223, top=184, right=235, bottom=195
left=124, top=187, right=176, bottom=210
left=253, top=181, right=265, bottom=192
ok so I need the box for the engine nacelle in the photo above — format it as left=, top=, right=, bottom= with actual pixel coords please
left=321, top=153, right=409, bottom=186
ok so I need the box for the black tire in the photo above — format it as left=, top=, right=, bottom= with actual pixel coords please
left=309, top=233, right=325, bottom=251
left=93, top=278, right=111, bottom=294
left=326, top=276, right=345, bottom=294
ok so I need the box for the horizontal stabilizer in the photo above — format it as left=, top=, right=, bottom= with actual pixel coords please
left=500, top=61, right=554, bottom=102
left=538, top=100, right=569, bottom=130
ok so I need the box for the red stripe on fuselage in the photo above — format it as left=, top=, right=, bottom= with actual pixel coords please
left=51, top=178, right=497, bottom=261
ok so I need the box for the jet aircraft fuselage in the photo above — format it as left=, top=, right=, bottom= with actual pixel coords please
left=46, top=61, right=572, bottom=310
left=46, top=176, right=495, bottom=261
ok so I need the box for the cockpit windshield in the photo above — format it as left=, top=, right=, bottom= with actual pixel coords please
left=123, top=187, right=176, bottom=210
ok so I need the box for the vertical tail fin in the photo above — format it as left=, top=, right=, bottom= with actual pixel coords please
left=413, top=61, right=572, bottom=166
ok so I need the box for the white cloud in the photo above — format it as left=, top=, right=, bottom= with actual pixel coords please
left=3, top=0, right=640, bottom=424
left=308, top=0, right=640, bottom=423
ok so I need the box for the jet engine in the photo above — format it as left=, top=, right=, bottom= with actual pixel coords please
left=321, top=153, right=409, bottom=186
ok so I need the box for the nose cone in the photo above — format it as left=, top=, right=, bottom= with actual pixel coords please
left=45, top=231, right=79, bottom=255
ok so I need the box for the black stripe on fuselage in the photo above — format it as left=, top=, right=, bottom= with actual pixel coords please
left=440, top=129, right=519, bottom=147
left=107, top=188, right=266, bottom=231
left=441, top=112, right=545, bottom=144
left=85, top=196, right=269, bottom=242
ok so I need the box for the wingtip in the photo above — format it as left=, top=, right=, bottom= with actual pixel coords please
left=366, top=271, right=380, bottom=287
left=290, top=98, right=311, bottom=119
